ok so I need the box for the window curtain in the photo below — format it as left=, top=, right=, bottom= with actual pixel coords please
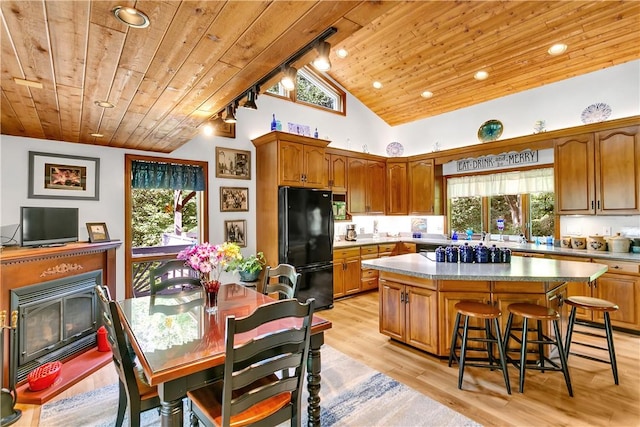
left=131, top=160, right=205, bottom=191
left=447, top=168, right=553, bottom=197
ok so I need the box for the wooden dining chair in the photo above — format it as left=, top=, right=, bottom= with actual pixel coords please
left=95, top=285, right=161, bottom=427
left=187, top=297, right=316, bottom=427
left=260, top=264, right=301, bottom=300
left=150, top=259, right=201, bottom=295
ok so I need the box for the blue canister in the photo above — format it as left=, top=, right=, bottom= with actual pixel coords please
left=445, top=246, right=459, bottom=263
left=489, top=245, right=501, bottom=263
left=500, top=247, right=512, bottom=263
left=474, top=243, right=489, bottom=263
left=435, top=246, right=446, bottom=262
left=460, top=243, right=474, bottom=263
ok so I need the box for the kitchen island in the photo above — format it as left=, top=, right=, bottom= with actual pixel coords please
left=361, top=253, right=608, bottom=356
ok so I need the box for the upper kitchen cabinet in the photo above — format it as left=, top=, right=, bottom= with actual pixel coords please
left=252, top=131, right=329, bottom=188
left=348, top=158, right=386, bottom=214
left=386, top=160, right=408, bottom=215
left=408, top=159, right=436, bottom=215
left=555, top=125, right=640, bottom=215
left=325, top=151, right=348, bottom=193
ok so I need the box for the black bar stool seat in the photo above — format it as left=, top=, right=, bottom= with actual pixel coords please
left=565, top=296, right=619, bottom=385
left=448, top=301, right=511, bottom=394
left=504, top=302, right=573, bottom=396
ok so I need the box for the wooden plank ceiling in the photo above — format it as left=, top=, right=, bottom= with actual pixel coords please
left=1, top=1, right=639, bottom=153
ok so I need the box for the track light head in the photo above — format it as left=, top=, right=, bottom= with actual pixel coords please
left=280, top=66, right=297, bottom=91
left=242, top=88, right=258, bottom=110
left=312, top=41, right=331, bottom=71
left=223, top=105, right=237, bottom=124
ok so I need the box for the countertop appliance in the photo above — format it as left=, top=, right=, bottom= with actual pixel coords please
left=345, top=224, right=357, bottom=241
left=278, top=187, right=334, bottom=309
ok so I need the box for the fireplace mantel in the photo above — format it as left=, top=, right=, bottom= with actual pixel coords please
left=1, top=241, right=121, bottom=401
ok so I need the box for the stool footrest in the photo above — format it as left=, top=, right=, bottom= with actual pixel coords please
left=569, top=352, right=614, bottom=366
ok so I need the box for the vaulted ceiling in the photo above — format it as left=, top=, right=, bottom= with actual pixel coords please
left=1, top=1, right=639, bottom=153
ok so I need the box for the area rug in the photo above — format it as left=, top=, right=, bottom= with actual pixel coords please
left=40, top=345, right=480, bottom=426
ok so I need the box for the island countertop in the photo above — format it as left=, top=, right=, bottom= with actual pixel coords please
left=361, top=253, right=608, bottom=282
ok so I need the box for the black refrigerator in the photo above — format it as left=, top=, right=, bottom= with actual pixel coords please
left=278, top=187, right=334, bottom=309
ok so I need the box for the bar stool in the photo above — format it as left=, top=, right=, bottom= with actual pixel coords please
left=504, top=303, right=572, bottom=396
left=565, top=296, right=619, bottom=385
left=448, top=301, right=511, bottom=394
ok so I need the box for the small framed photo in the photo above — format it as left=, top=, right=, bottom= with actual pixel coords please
left=224, top=220, right=246, bottom=247
left=28, top=151, right=100, bottom=200
left=215, top=147, right=250, bottom=180
left=220, top=187, right=249, bottom=212
left=86, top=222, right=110, bottom=243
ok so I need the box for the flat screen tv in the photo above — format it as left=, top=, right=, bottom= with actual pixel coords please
left=21, top=207, right=79, bottom=247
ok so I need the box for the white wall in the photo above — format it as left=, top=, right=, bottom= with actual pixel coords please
left=2, top=60, right=638, bottom=297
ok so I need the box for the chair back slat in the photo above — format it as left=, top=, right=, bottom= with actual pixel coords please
left=261, top=264, right=301, bottom=300
left=150, top=259, right=201, bottom=295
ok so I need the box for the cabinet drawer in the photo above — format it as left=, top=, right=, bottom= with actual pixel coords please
left=378, top=243, right=396, bottom=253
left=361, top=245, right=378, bottom=255
left=593, top=259, right=640, bottom=275
left=362, top=268, right=378, bottom=279
left=333, top=247, right=360, bottom=260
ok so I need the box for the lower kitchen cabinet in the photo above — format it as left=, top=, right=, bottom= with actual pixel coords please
left=438, top=291, right=489, bottom=357
left=333, top=247, right=361, bottom=298
left=379, top=275, right=438, bottom=354
left=595, top=272, right=640, bottom=330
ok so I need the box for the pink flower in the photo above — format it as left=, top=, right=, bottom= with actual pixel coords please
left=177, top=241, right=242, bottom=283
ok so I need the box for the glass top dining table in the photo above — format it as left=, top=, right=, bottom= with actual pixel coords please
left=117, top=283, right=332, bottom=427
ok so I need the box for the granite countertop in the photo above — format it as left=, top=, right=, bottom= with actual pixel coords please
left=334, top=236, right=640, bottom=262
left=361, top=253, right=609, bottom=282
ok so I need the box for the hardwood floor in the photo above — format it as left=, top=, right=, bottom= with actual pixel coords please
left=13, top=291, right=640, bottom=426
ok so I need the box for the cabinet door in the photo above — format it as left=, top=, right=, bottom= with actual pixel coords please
left=347, top=158, right=367, bottom=214
left=554, top=133, right=595, bottom=214
left=279, top=141, right=304, bottom=186
left=438, top=292, right=490, bottom=357
left=328, top=154, right=347, bottom=192
left=379, top=279, right=405, bottom=340
left=565, top=281, right=593, bottom=321
left=595, top=273, right=640, bottom=330
left=386, top=161, right=408, bottom=215
left=408, top=159, right=435, bottom=215
left=595, top=126, right=640, bottom=214
left=367, top=161, right=386, bottom=214
left=344, top=255, right=362, bottom=295
left=333, top=260, right=346, bottom=298
left=406, top=286, right=438, bottom=353
left=303, top=145, right=327, bottom=188
left=494, top=292, right=547, bottom=360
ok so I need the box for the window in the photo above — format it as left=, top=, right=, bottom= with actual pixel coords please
left=447, top=168, right=554, bottom=240
left=124, top=155, right=209, bottom=298
left=265, top=66, right=345, bottom=114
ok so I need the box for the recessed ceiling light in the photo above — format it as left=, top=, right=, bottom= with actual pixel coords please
left=112, top=6, right=150, bottom=28
left=90, top=133, right=104, bottom=138
left=373, top=81, right=383, bottom=89
left=474, top=70, right=489, bottom=81
left=548, top=43, right=568, bottom=55
left=94, top=100, right=115, bottom=108
left=336, top=48, right=348, bottom=58
left=421, top=91, right=433, bottom=98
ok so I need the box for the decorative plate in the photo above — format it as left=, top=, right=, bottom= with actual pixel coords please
left=581, top=102, right=612, bottom=124
left=386, top=141, right=404, bottom=157
left=477, top=119, right=504, bottom=143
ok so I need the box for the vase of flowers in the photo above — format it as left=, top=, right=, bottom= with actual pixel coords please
left=177, top=242, right=241, bottom=313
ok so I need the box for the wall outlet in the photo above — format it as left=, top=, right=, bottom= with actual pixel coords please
left=602, top=226, right=612, bottom=236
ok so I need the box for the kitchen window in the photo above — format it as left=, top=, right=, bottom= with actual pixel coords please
left=447, top=168, right=554, bottom=240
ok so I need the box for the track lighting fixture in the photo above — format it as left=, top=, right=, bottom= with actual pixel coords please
left=312, top=40, right=332, bottom=71
left=280, top=66, right=297, bottom=91
left=223, top=104, right=237, bottom=124
left=242, top=88, right=258, bottom=110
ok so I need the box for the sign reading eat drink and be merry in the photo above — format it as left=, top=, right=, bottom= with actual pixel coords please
left=456, top=149, right=539, bottom=172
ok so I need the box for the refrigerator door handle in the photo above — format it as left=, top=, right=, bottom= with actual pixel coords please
left=329, top=202, right=334, bottom=248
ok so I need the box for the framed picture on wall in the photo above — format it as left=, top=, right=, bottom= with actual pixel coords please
left=224, top=220, right=246, bottom=247
left=220, top=187, right=249, bottom=212
left=215, top=147, right=250, bottom=180
left=28, top=151, right=100, bottom=200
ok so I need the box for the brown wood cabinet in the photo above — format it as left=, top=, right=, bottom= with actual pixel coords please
left=325, top=152, right=347, bottom=193
left=591, top=258, right=640, bottom=330
left=408, top=159, right=435, bottom=215
left=379, top=274, right=438, bottom=354
left=332, top=247, right=361, bottom=298
left=360, top=245, right=379, bottom=291
left=278, top=141, right=327, bottom=187
left=386, top=160, right=408, bottom=215
left=555, top=125, right=640, bottom=215
left=347, top=158, right=386, bottom=214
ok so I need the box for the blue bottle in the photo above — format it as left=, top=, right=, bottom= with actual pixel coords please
left=271, top=114, right=277, bottom=131
left=452, top=230, right=458, bottom=241
left=314, top=128, right=319, bottom=138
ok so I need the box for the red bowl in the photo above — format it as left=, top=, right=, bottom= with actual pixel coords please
left=28, top=361, right=62, bottom=391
